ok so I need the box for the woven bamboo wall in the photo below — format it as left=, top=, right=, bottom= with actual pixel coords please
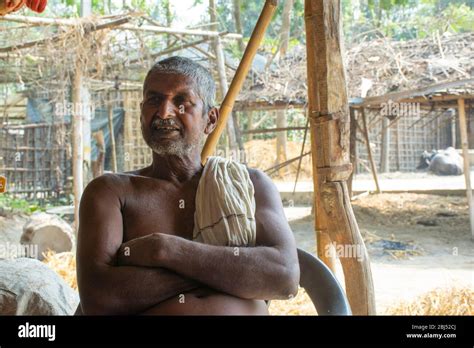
left=0, top=123, right=71, bottom=198
left=123, top=91, right=152, bottom=171
left=356, top=109, right=454, bottom=173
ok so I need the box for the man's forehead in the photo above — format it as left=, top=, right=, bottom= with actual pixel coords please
left=144, top=72, right=198, bottom=96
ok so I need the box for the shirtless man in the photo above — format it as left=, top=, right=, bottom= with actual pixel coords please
left=76, top=56, right=299, bottom=315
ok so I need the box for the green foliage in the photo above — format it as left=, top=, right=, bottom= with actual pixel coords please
left=343, top=0, right=474, bottom=42
left=0, top=195, right=41, bottom=215
left=0, top=195, right=72, bottom=215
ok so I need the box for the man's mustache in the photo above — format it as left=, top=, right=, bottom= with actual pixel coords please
left=150, top=118, right=181, bottom=130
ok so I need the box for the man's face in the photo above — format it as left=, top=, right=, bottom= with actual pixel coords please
left=140, top=72, right=213, bottom=157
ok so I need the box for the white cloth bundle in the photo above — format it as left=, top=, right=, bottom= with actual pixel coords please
left=193, top=156, right=256, bottom=247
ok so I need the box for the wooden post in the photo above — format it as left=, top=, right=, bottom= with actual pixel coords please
left=72, top=68, right=84, bottom=232
left=201, top=0, right=278, bottom=164
left=451, top=112, right=457, bottom=148
left=396, top=119, right=401, bottom=171
left=108, top=99, right=118, bottom=172
left=361, top=108, right=381, bottom=193
left=380, top=116, right=390, bottom=172
left=458, top=98, right=474, bottom=238
left=305, top=0, right=376, bottom=315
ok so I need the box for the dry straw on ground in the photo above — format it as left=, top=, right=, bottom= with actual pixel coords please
left=385, top=287, right=474, bottom=315
left=42, top=250, right=77, bottom=290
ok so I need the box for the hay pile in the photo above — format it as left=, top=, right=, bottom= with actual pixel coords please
left=244, top=139, right=312, bottom=180
left=386, top=287, right=474, bottom=315
left=42, top=250, right=77, bottom=290
left=268, top=287, right=316, bottom=315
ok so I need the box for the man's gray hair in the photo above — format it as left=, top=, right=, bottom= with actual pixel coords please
left=144, top=56, right=216, bottom=113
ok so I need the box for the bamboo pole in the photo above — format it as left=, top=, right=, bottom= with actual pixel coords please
left=107, top=100, right=118, bottom=173
left=305, top=0, right=375, bottom=315
left=458, top=98, right=474, bottom=238
left=361, top=108, right=381, bottom=193
left=200, top=0, right=278, bottom=164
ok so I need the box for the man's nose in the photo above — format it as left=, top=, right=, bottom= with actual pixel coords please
left=155, top=99, right=176, bottom=119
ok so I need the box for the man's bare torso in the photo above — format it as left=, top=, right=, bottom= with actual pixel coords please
left=112, top=169, right=268, bottom=315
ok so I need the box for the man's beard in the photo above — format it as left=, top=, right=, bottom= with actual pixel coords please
left=142, top=118, right=204, bottom=157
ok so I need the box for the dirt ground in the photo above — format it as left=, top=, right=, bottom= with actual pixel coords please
left=1, top=192, right=472, bottom=315
left=269, top=193, right=473, bottom=315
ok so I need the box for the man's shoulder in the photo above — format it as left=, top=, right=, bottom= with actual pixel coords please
left=83, top=173, right=129, bottom=199
left=246, top=167, right=274, bottom=190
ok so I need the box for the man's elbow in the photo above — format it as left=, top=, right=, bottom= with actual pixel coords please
left=275, top=262, right=300, bottom=299
left=79, top=285, right=123, bottom=315
left=80, top=294, right=116, bottom=315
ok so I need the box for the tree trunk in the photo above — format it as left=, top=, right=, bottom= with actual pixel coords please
left=232, top=0, right=245, bottom=53
left=209, top=0, right=238, bottom=154
left=279, top=0, right=293, bottom=57
left=165, top=1, right=172, bottom=47
left=275, top=0, right=293, bottom=176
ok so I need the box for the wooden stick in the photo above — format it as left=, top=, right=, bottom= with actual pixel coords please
left=265, top=151, right=311, bottom=176
left=0, top=14, right=243, bottom=39
left=200, top=0, right=278, bottom=165
left=361, top=108, right=381, bottom=193
left=293, top=115, right=310, bottom=195
left=348, top=107, right=358, bottom=196
left=458, top=98, right=474, bottom=239
left=0, top=17, right=131, bottom=53
left=242, top=126, right=307, bottom=134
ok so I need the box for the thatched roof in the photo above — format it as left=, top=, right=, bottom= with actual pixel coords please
left=235, top=32, right=474, bottom=110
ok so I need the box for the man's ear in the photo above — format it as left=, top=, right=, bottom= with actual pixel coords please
left=204, top=107, right=219, bottom=134
left=139, top=100, right=145, bottom=120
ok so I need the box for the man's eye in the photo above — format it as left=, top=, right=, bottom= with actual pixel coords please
left=175, top=97, right=194, bottom=106
left=147, top=97, right=161, bottom=105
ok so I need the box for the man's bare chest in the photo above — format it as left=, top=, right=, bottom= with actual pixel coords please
left=120, top=178, right=199, bottom=242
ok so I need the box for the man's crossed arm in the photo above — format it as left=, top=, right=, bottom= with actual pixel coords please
left=76, top=170, right=299, bottom=315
